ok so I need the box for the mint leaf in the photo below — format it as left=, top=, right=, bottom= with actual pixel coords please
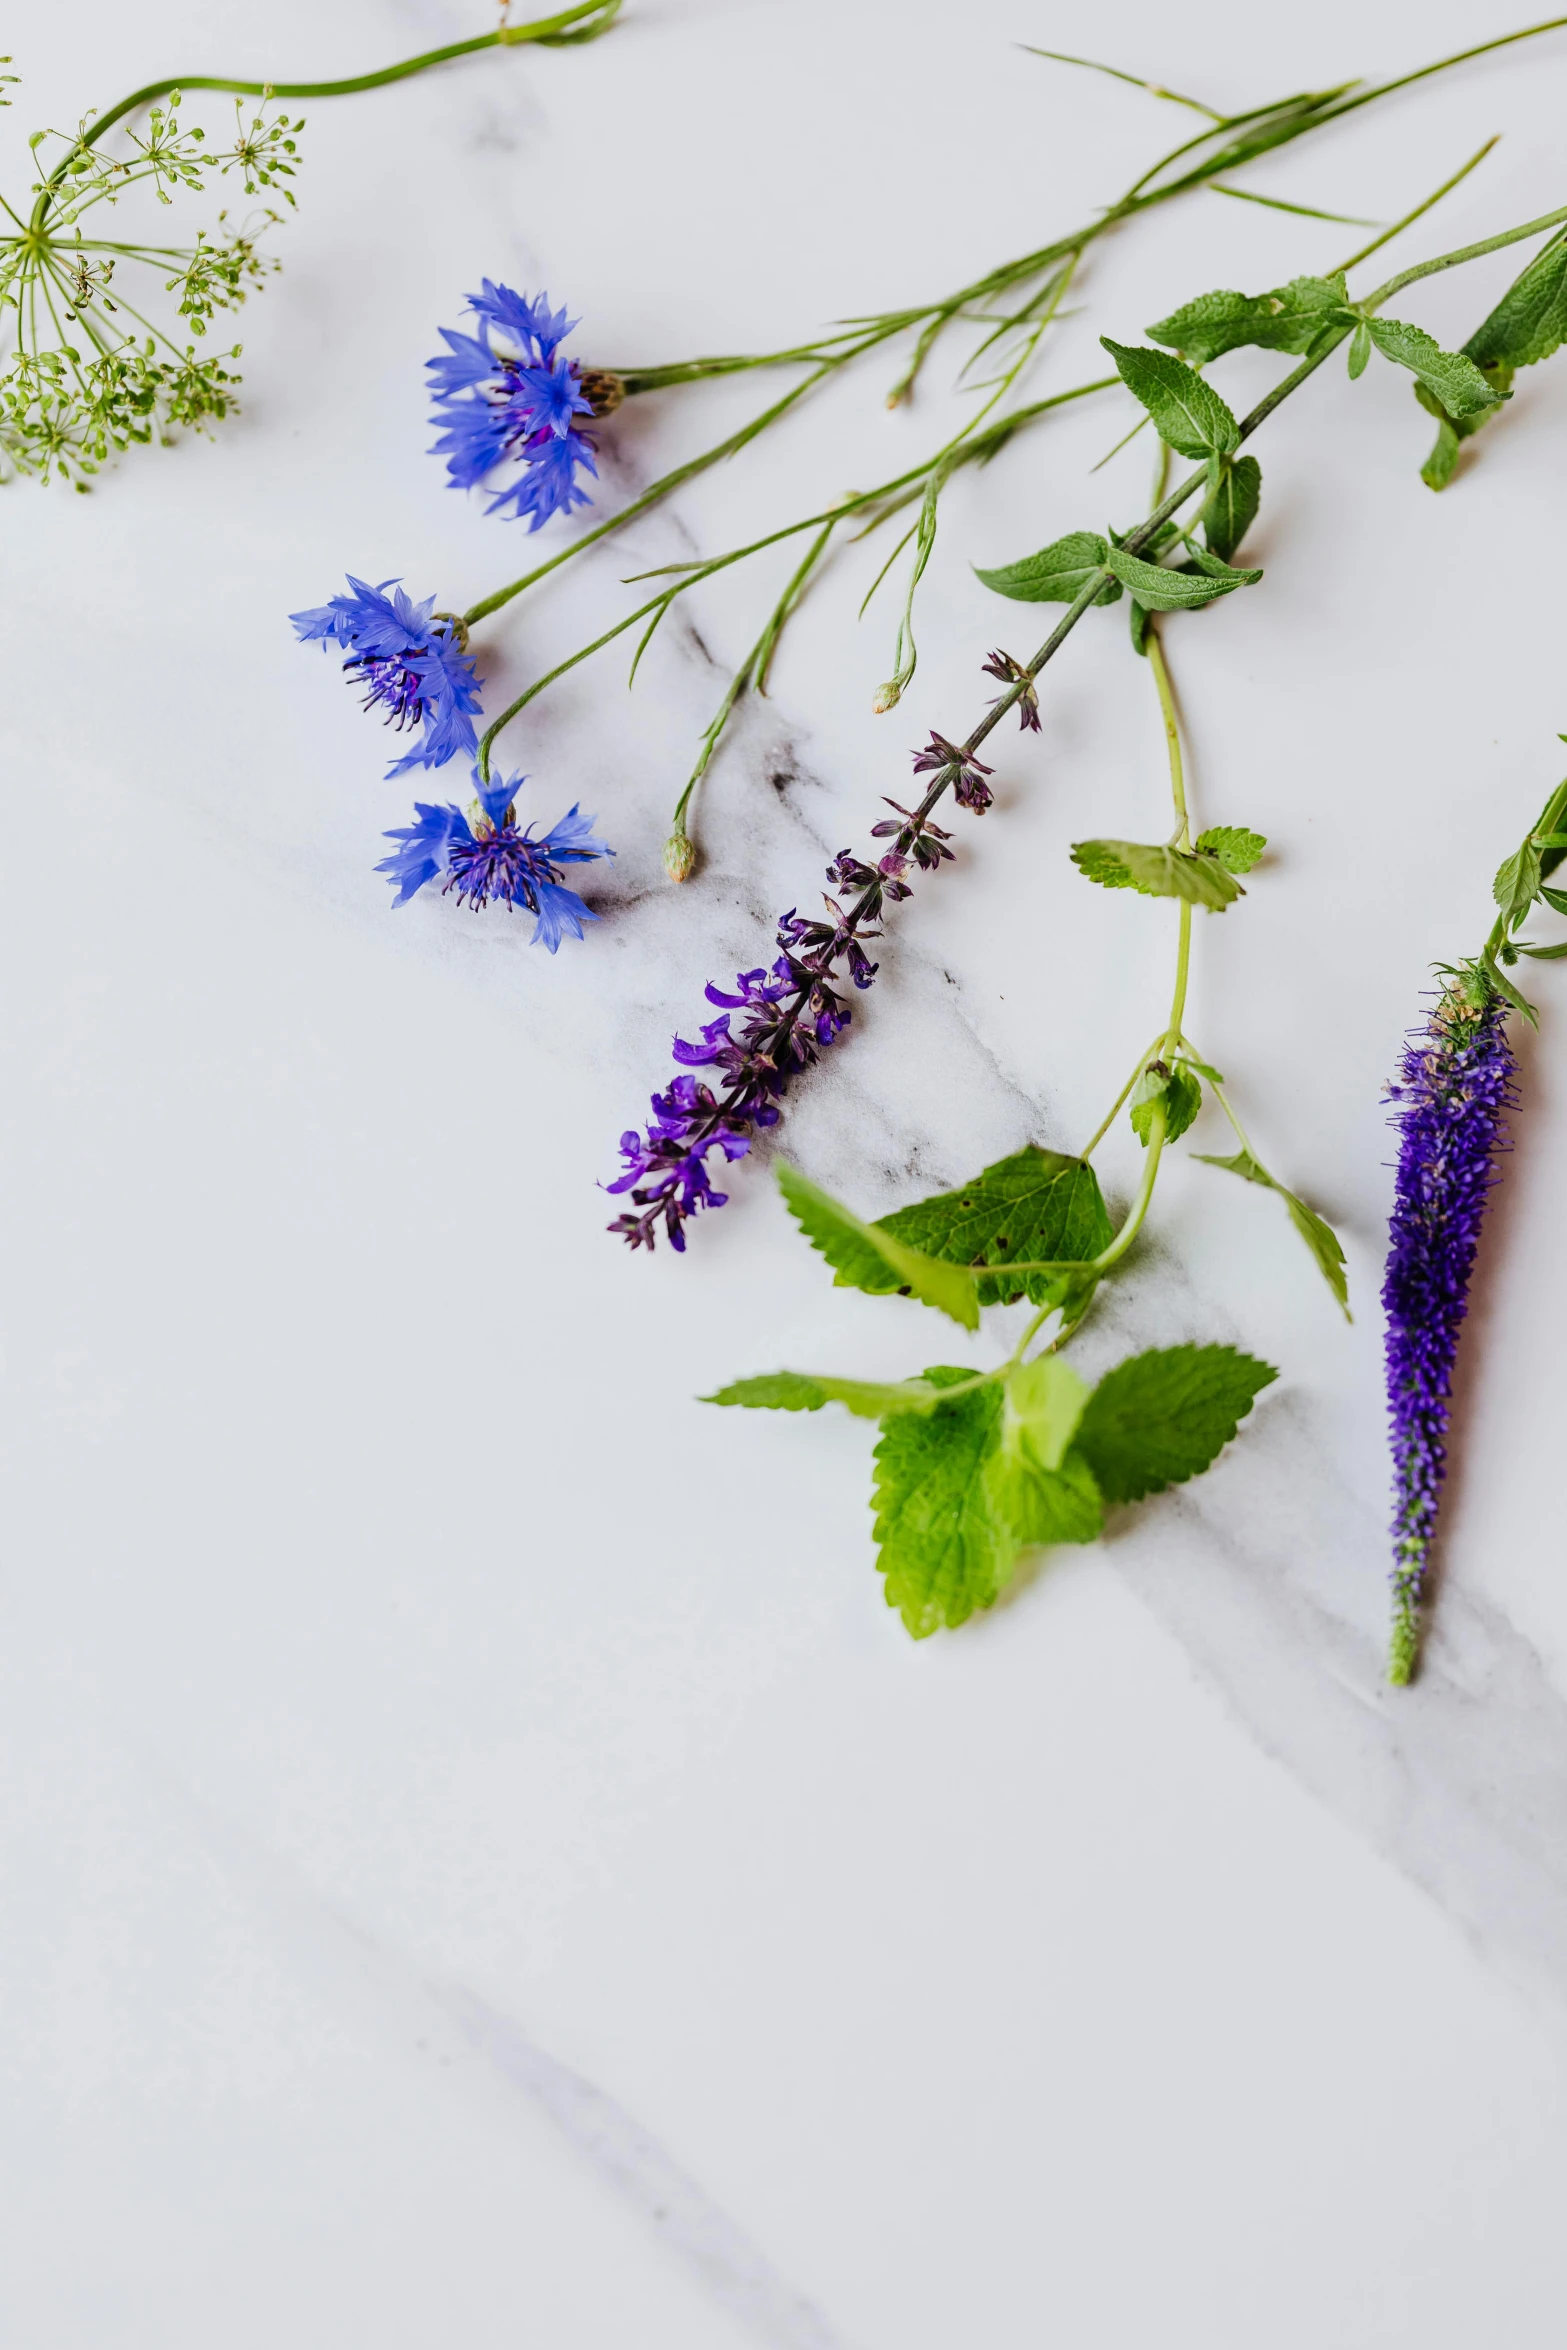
left=1201, top=454, right=1261, bottom=563
left=974, top=530, right=1119, bottom=605
left=1192, top=1149, right=1350, bottom=1317
left=1129, top=1063, right=1202, bottom=1146
left=776, top=1162, right=980, bottom=1329
left=1420, top=412, right=1463, bottom=492
left=1072, top=838, right=1245, bottom=910
left=1493, top=837, right=1542, bottom=930
left=985, top=1441, right=1104, bottom=1553
left=1102, top=543, right=1261, bottom=610
left=1074, top=1344, right=1277, bottom=1503
left=871, top=1372, right=1014, bottom=1636
left=1147, top=275, right=1347, bottom=365
left=1465, top=227, right=1567, bottom=372
left=704, top=1370, right=942, bottom=1418
left=874, top=1144, right=1113, bottom=1306
left=1194, top=824, right=1266, bottom=875
left=1002, top=1356, right=1089, bottom=1471
left=1100, top=338, right=1240, bottom=458
left=1366, top=316, right=1503, bottom=419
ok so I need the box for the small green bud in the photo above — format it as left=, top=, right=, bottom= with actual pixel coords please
left=664, top=830, right=697, bottom=884
left=871, top=680, right=902, bottom=714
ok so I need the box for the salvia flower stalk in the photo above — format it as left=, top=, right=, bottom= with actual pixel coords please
left=1381, top=767, right=1567, bottom=1683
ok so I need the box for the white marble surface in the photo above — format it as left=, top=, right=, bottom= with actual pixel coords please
left=7, top=1, right=1567, bottom=2342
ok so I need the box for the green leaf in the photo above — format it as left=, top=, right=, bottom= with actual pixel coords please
left=985, top=1441, right=1105, bottom=1553
left=1464, top=227, right=1567, bottom=373
left=874, top=1144, right=1113, bottom=1307
left=1129, top=1064, right=1202, bottom=1147
left=1482, top=947, right=1538, bottom=1027
left=1493, top=837, right=1543, bottom=929
left=871, top=1372, right=1015, bottom=1636
left=703, top=1370, right=942, bottom=1418
left=1002, top=1357, right=1089, bottom=1473
left=1194, top=824, right=1266, bottom=875
left=1072, top=838, right=1245, bottom=910
left=1146, top=275, right=1347, bottom=366
left=776, top=1161, right=980, bottom=1329
left=1516, top=939, right=1567, bottom=960
left=1192, top=1150, right=1350, bottom=1317
left=1420, top=414, right=1462, bottom=491
left=1074, top=1343, right=1277, bottom=1504
left=1539, top=884, right=1567, bottom=916
left=1100, top=337, right=1240, bottom=459
left=1102, top=543, right=1261, bottom=610
left=973, top=530, right=1120, bottom=605
left=1365, top=316, right=1504, bottom=419
left=1201, top=454, right=1261, bottom=562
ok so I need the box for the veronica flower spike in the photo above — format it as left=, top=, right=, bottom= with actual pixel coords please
left=290, top=576, right=481, bottom=775
left=1381, top=763, right=1567, bottom=1684
left=427, top=281, right=618, bottom=529
left=377, top=772, right=613, bottom=951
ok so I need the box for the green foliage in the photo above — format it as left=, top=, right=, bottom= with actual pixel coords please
left=1100, top=337, right=1240, bottom=458
left=1129, top=1063, right=1202, bottom=1146
left=777, top=1162, right=981, bottom=1328
left=1464, top=228, right=1567, bottom=372
left=871, top=1373, right=1018, bottom=1636
left=1194, top=824, right=1266, bottom=874
left=1001, top=1357, right=1089, bottom=1472
left=873, top=1144, right=1113, bottom=1306
left=704, top=1370, right=942, bottom=1418
left=1192, top=1150, right=1350, bottom=1315
left=1102, top=543, right=1261, bottom=610
left=1146, top=274, right=1347, bottom=365
left=1201, top=454, right=1261, bottom=561
left=1364, top=316, right=1501, bottom=418
left=973, top=529, right=1121, bottom=605
left=1072, top=839, right=1246, bottom=910
left=1073, top=1345, right=1276, bottom=1503
left=1493, top=837, right=1543, bottom=929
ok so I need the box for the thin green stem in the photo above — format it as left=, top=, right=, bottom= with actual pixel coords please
left=1331, top=137, right=1498, bottom=274
left=1145, top=625, right=1188, bottom=846
left=1093, top=1107, right=1169, bottom=1275
left=1079, top=1031, right=1167, bottom=1159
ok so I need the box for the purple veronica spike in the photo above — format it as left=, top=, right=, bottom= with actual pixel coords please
left=376, top=772, right=612, bottom=952
left=1382, top=975, right=1516, bottom=1683
left=290, top=576, right=482, bottom=776
left=426, top=281, right=598, bottom=528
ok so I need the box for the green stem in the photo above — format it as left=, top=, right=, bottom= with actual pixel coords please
left=30, top=0, right=620, bottom=231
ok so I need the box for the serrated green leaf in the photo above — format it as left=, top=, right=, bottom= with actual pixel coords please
left=1194, top=824, right=1266, bottom=875
left=1192, top=1151, right=1350, bottom=1316
left=1493, top=838, right=1543, bottom=929
left=1366, top=316, right=1504, bottom=419
left=1100, top=337, right=1240, bottom=460
left=1102, top=543, right=1261, bottom=610
left=973, top=530, right=1120, bottom=605
left=1201, top=454, right=1261, bottom=562
left=1072, top=838, right=1245, bottom=910
left=777, top=1162, right=980, bottom=1329
left=871, top=1372, right=1014, bottom=1636
left=1074, top=1343, right=1277, bottom=1504
left=1129, top=1063, right=1202, bottom=1147
left=1464, top=227, right=1567, bottom=373
left=874, top=1144, right=1113, bottom=1307
left=703, top=1370, right=942, bottom=1418
left=1146, top=275, right=1346, bottom=366
left=1002, top=1356, right=1089, bottom=1472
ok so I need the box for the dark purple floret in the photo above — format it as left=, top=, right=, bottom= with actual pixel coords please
left=1382, top=975, right=1516, bottom=1683
left=982, top=649, right=1042, bottom=733
left=912, top=732, right=995, bottom=812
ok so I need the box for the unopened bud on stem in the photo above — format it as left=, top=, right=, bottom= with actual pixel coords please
left=664, top=828, right=697, bottom=884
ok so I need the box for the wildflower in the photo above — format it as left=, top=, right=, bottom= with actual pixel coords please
left=912, top=732, right=995, bottom=812
left=1381, top=972, right=1516, bottom=1682
left=427, top=280, right=599, bottom=528
left=982, top=648, right=1042, bottom=732
left=376, top=772, right=612, bottom=951
left=290, top=576, right=481, bottom=775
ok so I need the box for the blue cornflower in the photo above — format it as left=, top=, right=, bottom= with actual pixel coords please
left=376, top=772, right=612, bottom=951
left=426, top=281, right=599, bottom=529
left=290, top=576, right=481, bottom=776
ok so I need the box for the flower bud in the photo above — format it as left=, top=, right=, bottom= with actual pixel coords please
left=663, top=829, right=697, bottom=884
left=871, top=680, right=902, bottom=714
